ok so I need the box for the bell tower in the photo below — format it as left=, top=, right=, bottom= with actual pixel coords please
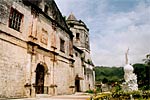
left=66, top=13, right=90, bottom=52
left=67, top=13, right=95, bottom=91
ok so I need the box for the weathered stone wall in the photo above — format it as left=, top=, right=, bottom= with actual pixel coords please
left=0, top=37, right=27, bottom=98
left=73, top=49, right=84, bottom=91
left=0, top=0, right=31, bottom=97
left=0, top=0, right=12, bottom=24
left=54, top=56, right=72, bottom=95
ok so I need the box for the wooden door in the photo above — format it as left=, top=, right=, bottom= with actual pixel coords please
left=35, top=64, right=45, bottom=94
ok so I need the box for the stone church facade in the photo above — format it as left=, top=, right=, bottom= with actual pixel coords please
left=0, top=0, right=95, bottom=98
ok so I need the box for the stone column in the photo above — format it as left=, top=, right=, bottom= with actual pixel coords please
left=25, top=54, right=32, bottom=97
left=30, top=54, right=36, bottom=97
left=93, top=70, right=95, bottom=89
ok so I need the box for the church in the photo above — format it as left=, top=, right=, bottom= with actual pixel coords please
left=0, top=0, right=95, bottom=98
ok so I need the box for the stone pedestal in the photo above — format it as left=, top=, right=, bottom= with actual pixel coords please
left=123, top=64, right=138, bottom=91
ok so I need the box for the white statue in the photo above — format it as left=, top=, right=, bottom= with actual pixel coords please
left=123, top=49, right=138, bottom=91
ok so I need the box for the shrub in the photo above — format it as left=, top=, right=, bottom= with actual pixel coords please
left=85, top=90, right=94, bottom=94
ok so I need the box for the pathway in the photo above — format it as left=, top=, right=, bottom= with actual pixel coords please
left=3, top=93, right=91, bottom=100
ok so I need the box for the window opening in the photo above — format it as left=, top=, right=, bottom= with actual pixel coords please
left=9, top=8, right=23, bottom=31
left=44, top=5, right=48, bottom=14
left=60, top=38, right=65, bottom=52
left=76, top=33, right=80, bottom=40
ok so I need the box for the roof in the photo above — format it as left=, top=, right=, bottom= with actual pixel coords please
left=67, top=12, right=77, bottom=21
left=66, top=13, right=89, bottom=31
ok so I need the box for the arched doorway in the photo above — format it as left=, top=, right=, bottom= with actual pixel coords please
left=35, top=64, right=45, bottom=94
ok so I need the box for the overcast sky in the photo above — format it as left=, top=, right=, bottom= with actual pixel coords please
left=55, top=0, right=150, bottom=67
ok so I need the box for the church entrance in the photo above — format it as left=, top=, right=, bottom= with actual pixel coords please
left=75, top=79, right=80, bottom=92
left=35, top=64, right=45, bottom=94
left=75, top=75, right=83, bottom=92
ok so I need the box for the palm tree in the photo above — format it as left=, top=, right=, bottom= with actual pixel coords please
left=143, top=54, right=150, bottom=65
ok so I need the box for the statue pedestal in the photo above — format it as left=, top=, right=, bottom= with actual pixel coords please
left=123, top=64, right=138, bottom=92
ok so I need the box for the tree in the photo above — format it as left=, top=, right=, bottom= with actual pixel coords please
left=133, top=63, right=147, bottom=90
left=143, top=54, right=150, bottom=65
left=95, top=66, right=124, bottom=84
left=143, top=54, right=150, bottom=90
left=102, top=78, right=108, bottom=84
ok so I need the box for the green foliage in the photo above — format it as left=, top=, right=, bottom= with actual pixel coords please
left=102, top=78, right=108, bottom=84
left=95, top=66, right=124, bottom=83
left=133, top=63, right=150, bottom=90
left=93, top=92, right=111, bottom=100
left=111, top=90, right=150, bottom=99
left=96, top=87, right=102, bottom=93
left=85, top=90, right=94, bottom=94
left=143, top=54, right=150, bottom=90
left=115, top=84, right=122, bottom=92
left=143, top=54, right=150, bottom=65
left=90, top=90, right=150, bottom=100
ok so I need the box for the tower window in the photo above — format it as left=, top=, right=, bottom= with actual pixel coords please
left=75, top=52, right=78, bottom=57
left=70, top=24, right=74, bottom=27
left=60, top=38, right=65, bottom=52
left=76, top=33, right=80, bottom=40
left=9, top=8, right=23, bottom=32
left=44, top=5, right=48, bottom=14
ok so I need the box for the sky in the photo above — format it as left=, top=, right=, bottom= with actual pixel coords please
left=55, top=0, right=150, bottom=67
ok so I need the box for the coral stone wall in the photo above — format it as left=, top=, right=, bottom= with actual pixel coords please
left=0, top=38, right=27, bottom=98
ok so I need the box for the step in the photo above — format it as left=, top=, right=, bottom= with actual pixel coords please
left=36, top=94, right=51, bottom=98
